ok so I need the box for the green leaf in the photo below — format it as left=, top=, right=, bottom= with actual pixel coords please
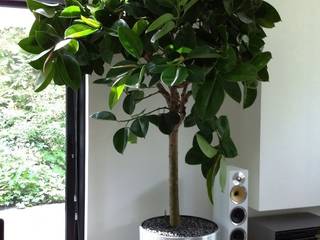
left=251, top=52, right=272, bottom=71
left=65, top=24, right=98, bottom=39
left=130, top=117, right=149, bottom=138
left=29, top=48, right=52, bottom=70
left=256, top=1, right=281, bottom=28
left=219, top=158, right=227, bottom=192
left=196, top=134, right=218, bottom=158
left=60, top=6, right=81, bottom=18
left=109, top=84, right=125, bottom=109
left=161, top=66, right=189, bottom=86
left=113, top=128, right=129, bottom=154
left=151, top=20, right=175, bottom=43
left=81, top=15, right=101, bottom=28
left=35, top=31, right=58, bottom=49
left=27, top=0, right=59, bottom=11
left=195, top=77, right=225, bottom=120
left=183, top=0, right=199, bottom=14
left=133, top=19, right=149, bottom=35
left=146, top=13, right=174, bottom=33
left=221, top=81, right=242, bottom=103
left=123, top=94, right=136, bottom=115
left=220, top=137, right=238, bottom=158
left=243, top=85, right=257, bottom=108
left=19, top=36, right=43, bottom=54
left=158, top=112, right=180, bottom=135
left=55, top=54, right=81, bottom=90
left=106, top=60, right=138, bottom=81
left=206, top=156, right=221, bottom=204
left=186, top=46, right=220, bottom=60
left=125, top=73, right=140, bottom=86
left=35, top=58, right=54, bottom=92
left=223, top=0, right=233, bottom=14
left=128, top=130, right=138, bottom=144
left=118, top=26, right=143, bottom=59
left=185, top=147, right=209, bottom=165
left=224, top=63, right=258, bottom=82
left=34, top=8, right=56, bottom=18
left=216, top=116, right=230, bottom=138
left=54, top=39, right=79, bottom=53
left=91, top=111, right=116, bottom=121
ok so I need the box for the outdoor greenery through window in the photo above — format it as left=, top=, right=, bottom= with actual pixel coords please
left=0, top=7, right=66, bottom=240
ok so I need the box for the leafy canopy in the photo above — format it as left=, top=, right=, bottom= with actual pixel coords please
left=20, top=0, right=280, bottom=202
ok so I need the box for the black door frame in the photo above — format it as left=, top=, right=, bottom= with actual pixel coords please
left=0, top=2, right=86, bottom=240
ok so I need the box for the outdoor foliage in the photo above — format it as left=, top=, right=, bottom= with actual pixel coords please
left=20, top=0, right=280, bottom=226
left=0, top=27, right=65, bottom=208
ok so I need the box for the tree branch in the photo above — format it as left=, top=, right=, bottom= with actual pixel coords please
left=117, top=107, right=169, bottom=123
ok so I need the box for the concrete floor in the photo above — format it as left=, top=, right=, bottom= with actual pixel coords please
left=0, top=203, right=65, bottom=240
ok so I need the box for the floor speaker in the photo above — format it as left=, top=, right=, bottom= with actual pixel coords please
left=213, top=166, right=248, bottom=240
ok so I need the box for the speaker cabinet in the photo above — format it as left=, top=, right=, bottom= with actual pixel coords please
left=213, top=166, right=248, bottom=240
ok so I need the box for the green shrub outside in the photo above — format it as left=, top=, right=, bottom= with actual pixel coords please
left=0, top=27, right=65, bottom=208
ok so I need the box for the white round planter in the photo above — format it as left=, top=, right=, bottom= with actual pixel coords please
left=139, top=216, right=218, bottom=240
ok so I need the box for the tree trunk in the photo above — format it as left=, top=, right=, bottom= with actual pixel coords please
left=169, top=128, right=180, bottom=227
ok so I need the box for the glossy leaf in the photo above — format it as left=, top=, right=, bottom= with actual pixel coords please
left=35, top=59, right=54, bottom=92
left=29, top=48, right=52, bottom=70
left=224, top=63, right=258, bottom=82
left=55, top=54, right=81, bottom=90
left=251, top=52, right=272, bottom=71
left=195, top=77, right=225, bottom=120
left=206, top=156, right=221, bottom=204
left=161, top=66, right=189, bottom=86
left=221, top=81, right=242, bottom=103
left=185, top=147, right=209, bottom=165
left=219, top=157, right=227, bottom=192
left=65, top=24, right=98, bottom=39
left=243, top=85, right=257, bottom=108
left=220, top=137, right=238, bottom=158
left=91, top=111, right=117, bottom=121
left=81, top=15, right=101, bottom=28
left=133, top=19, right=149, bottom=35
left=123, top=94, right=136, bottom=115
left=186, top=46, right=220, bottom=59
left=118, top=26, right=143, bottom=59
left=151, top=20, right=175, bottom=43
left=60, top=6, right=81, bottom=18
left=113, top=128, right=129, bottom=154
left=146, top=13, right=174, bottom=33
left=256, top=1, right=281, bottom=28
left=130, top=117, right=149, bottom=138
left=196, top=134, right=218, bottom=158
left=19, top=36, right=43, bottom=54
left=109, top=84, right=125, bottom=109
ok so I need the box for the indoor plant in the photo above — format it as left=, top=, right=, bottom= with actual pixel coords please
left=19, top=0, right=280, bottom=238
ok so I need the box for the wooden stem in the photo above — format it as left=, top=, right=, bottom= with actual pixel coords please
left=169, top=128, right=180, bottom=227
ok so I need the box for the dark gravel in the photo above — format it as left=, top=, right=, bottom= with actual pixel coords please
left=141, top=216, right=218, bottom=238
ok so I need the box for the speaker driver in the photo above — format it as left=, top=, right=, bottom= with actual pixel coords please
left=232, top=172, right=246, bottom=185
left=230, top=186, right=247, bottom=204
left=230, top=207, right=247, bottom=225
left=230, top=228, right=246, bottom=240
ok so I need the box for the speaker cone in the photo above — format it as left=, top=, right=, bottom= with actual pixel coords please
left=230, top=207, right=247, bottom=225
left=230, top=186, right=247, bottom=204
left=230, top=228, right=246, bottom=240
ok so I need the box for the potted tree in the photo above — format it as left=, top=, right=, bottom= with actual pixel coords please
left=19, top=0, right=280, bottom=239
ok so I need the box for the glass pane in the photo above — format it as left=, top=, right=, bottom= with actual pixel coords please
left=0, top=7, right=65, bottom=240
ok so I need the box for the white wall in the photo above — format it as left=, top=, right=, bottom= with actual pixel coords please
left=86, top=69, right=212, bottom=240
